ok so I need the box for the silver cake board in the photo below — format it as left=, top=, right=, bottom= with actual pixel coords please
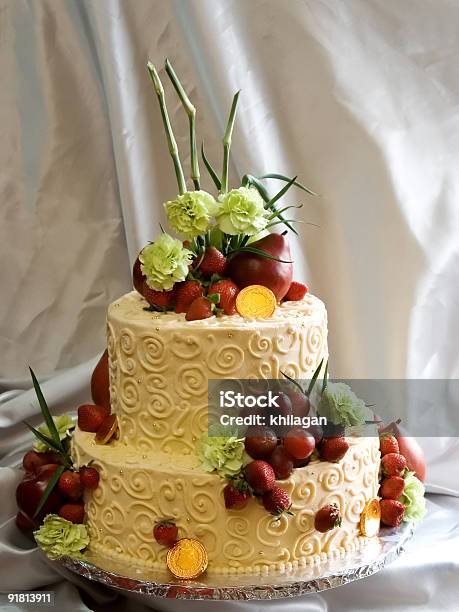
left=48, top=523, right=415, bottom=600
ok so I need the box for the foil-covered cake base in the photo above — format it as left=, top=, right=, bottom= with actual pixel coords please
left=48, top=523, right=414, bottom=600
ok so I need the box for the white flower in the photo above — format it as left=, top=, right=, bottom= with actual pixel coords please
left=164, top=190, right=218, bottom=238
left=216, top=187, right=268, bottom=236
left=140, top=234, right=193, bottom=291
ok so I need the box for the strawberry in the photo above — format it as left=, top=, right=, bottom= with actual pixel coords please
left=141, top=281, right=175, bottom=310
left=285, top=281, right=308, bottom=301
left=153, top=519, right=178, bottom=547
left=198, top=247, right=227, bottom=277
left=223, top=480, right=251, bottom=510
left=262, top=485, right=292, bottom=516
left=244, top=460, right=276, bottom=495
left=58, top=502, right=85, bottom=524
left=380, top=499, right=405, bottom=527
left=380, top=434, right=399, bottom=456
left=381, top=453, right=407, bottom=477
left=314, top=503, right=342, bottom=532
left=319, top=437, right=349, bottom=462
left=77, top=404, right=109, bottom=433
left=79, top=466, right=100, bottom=490
left=58, top=471, right=83, bottom=501
left=22, top=450, right=62, bottom=474
left=132, top=256, right=145, bottom=295
left=175, top=280, right=204, bottom=313
left=185, top=296, right=215, bottom=321
left=379, top=476, right=405, bottom=500
left=208, top=279, right=239, bottom=315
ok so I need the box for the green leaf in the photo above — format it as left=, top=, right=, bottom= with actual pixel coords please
left=267, top=175, right=298, bottom=209
left=262, top=177, right=299, bottom=235
left=33, top=465, right=65, bottom=518
left=306, top=358, right=324, bottom=397
left=280, top=371, right=305, bottom=394
left=23, top=422, right=63, bottom=454
left=29, top=368, right=64, bottom=452
left=143, top=304, right=166, bottom=313
left=207, top=293, right=220, bottom=305
left=228, top=246, right=292, bottom=263
left=321, top=360, right=329, bottom=394
left=268, top=203, right=303, bottom=220
left=266, top=220, right=303, bottom=230
left=258, top=173, right=318, bottom=197
left=241, top=174, right=270, bottom=202
left=201, top=142, right=221, bottom=190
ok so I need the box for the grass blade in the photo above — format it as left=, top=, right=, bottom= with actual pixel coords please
left=306, top=358, right=324, bottom=397
left=242, top=175, right=270, bottom=202
left=228, top=246, right=292, bottom=263
left=267, top=175, right=297, bottom=209
left=258, top=173, right=318, bottom=196
left=33, top=465, right=65, bottom=518
left=266, top=220, right=303, bottom=230
left=268, top=203, right=303, bottom=220
left=321, top=360, right=329, bottom=394
left=201, top=142, right=221, bottom=190
left=23, top=422, right=63, bottom=454
left=280, top=371, right=305, bottom=394
left=29, top=368, right=63, bottom=451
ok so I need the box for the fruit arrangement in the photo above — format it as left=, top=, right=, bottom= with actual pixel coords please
left=129, top=59, right=314, bottom=321
left=201, top=365, right=428, bottom=537
left=15, top=369, right=104, bottom=536
left=210, top=369, right=353, bottom=533
left=377, top=432, right=427, bottom=527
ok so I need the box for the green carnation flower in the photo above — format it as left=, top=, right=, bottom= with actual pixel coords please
left=400, top=471, right=427, bottom=523
left=140, top=234, right=193, bottom=291
left=34, top=414, right=74, bottom=452
left=318, top=382, right=366, bottom=427
left=164, top=190, right=218, bottom=238
left=197, top=424, right=245, bottom=478
left=34, top=515, right=89, bottom=560
left=216, top=187, right=268, bottom=236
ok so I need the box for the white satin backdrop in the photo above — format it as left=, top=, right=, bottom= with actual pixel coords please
left=1, top=0, right=458, bottom=610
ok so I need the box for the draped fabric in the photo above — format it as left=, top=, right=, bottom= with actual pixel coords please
left=1, top=0, right=458, bottom=610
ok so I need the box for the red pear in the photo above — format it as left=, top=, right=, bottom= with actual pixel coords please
left=91, top=350, right=110, bottom=411
left=132, top=256, right=145, bottom=295
left=226, top=233, right=293, bottom=301
left=16, top=464, right=62, bottom=522
left=379, top=420, right=426, bottom=482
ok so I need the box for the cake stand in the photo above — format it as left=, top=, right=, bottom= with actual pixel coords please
left=49, top=522, right=414, bottom=600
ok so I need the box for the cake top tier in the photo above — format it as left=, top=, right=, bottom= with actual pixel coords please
left=109, top=291, right=326, bottom=330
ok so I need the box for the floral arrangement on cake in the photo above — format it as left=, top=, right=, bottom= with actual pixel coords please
left=132, top=59, right=315, bottom=320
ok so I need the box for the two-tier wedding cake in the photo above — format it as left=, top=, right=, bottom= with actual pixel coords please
left=71, top=291, right=380, bottom=574
left=15, top=58, right=426, bottom=580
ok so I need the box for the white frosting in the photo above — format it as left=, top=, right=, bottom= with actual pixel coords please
left=107, top=291, right=328, bottom=453
left=72, top=431, right=380, bottom=574
left=70, top=290, right=381, bottom=574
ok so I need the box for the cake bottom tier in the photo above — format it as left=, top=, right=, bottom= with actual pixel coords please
left=71, top=431, right=380, bottom=576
